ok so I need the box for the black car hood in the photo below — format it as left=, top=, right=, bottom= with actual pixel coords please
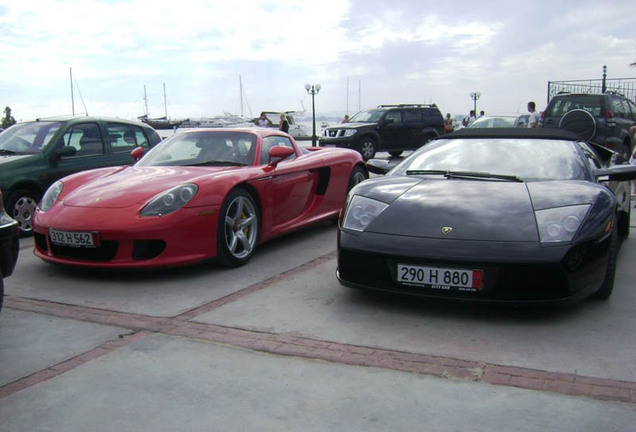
left=356, top=177, right=607, bottom=242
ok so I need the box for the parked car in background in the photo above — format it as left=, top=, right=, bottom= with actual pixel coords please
left=339, top=128, right=636, bottom=305
left=467, top=114, right=530, bottom=129
left=0, top=116, right=162, bottom=235
left=540, top=92, right=636, bottom=156
left=321, top=104, right=444, bottom=160
left=33, top=128, right=367, bottom=269
left=258, top=111, right=309, bottom=139
left=0, top=191, right=19, bottom=312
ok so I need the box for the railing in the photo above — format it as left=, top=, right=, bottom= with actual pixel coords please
left=547, top=78, right=636, bottom=104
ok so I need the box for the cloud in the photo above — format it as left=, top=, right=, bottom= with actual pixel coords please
left=1, top=0, right=635, bottom=121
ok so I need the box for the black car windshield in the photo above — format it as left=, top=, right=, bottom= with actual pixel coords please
left=393, top=138, right=590, bottom=182
left=137, top=131, right=257, bottom=167
left=348, top=109, right=387, bottom=123
left=0, top=122, right=61, bottom=154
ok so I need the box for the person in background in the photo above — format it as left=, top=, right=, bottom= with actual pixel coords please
left=443, top=113, right=454, bottom=133
left=527, top=102, right=540, bottom=128
left=255, top=112, right=273, bottom=128
left=479, top=110, right=485, bottom=117
left=279, top=113, right=290, bottom=133
left=342, top=114, right=349, bottom=123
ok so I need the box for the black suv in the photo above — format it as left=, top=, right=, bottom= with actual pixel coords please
left=540, top=92, right=636, bottom=156
left=320, top=104, right=444, bottom=160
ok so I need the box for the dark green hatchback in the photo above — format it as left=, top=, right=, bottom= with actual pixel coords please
left=0, top=116, right=162, bottom=234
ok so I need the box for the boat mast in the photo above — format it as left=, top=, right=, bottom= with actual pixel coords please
left=163, top=82, right=167, bottom=118
left=239, top=75, right=244, bottom=117
left=143, top=85, right=149, bottom=116
left=70, top=67, right=75, bottom=116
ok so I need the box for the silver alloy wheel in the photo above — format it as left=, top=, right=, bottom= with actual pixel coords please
left=223, top=195, right=258, bottom=259
left=359, top=138, right=376, bottom=160
left=12, top=195, right=38, bottom=233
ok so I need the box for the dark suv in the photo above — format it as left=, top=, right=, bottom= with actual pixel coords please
left=540, top=92, right=636, bottom=156
left=320, top=104, right=444, bottom=160
left=0, top=116, right=162, bottom=234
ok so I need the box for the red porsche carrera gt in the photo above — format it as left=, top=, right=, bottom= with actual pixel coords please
left=33, top=128, right=368, bottom=269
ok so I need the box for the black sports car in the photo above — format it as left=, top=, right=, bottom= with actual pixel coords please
left=337, top=128, right=636, bottom=305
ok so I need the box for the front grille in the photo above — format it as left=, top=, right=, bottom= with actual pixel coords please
left=338, top=248, right=570, bottom=301
left=50, top=241, right=118, bottom=261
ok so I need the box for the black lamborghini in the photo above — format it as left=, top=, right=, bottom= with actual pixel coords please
left=337, top=128, right=636, bottom=305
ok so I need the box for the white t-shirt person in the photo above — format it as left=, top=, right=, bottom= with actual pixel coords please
left=527, top=102, right=540, bottom=128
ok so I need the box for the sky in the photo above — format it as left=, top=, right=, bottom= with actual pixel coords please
left=1, top=0, right=636, bottom=123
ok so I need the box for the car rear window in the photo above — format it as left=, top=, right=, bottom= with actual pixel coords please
left=546, top=95, right=603, bottom=117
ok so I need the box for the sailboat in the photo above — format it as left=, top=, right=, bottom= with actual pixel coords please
left=138, top=83, right=188, bottom=130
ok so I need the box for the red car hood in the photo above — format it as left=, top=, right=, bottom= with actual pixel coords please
left=62, top=166, right=233, bottom=208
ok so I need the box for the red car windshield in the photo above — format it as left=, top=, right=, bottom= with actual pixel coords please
left=137, top=131, right=257, bottom=167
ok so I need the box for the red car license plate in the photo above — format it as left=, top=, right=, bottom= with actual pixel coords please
left=397, top=264, right=483, bottom=291
left=49, top=229, right=99, bottom=247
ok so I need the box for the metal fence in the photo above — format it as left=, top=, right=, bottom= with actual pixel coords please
left=547, top=78, right=636, bottom=104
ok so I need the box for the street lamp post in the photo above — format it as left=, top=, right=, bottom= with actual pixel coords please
left=470, top=91, right=481, bottom=118
left=305, top=83, right=321, bottom=147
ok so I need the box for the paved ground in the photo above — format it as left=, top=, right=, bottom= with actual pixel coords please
left=1, top=195, right=636, bottom=431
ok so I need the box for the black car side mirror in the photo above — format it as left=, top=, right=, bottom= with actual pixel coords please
left=54, top=146, right=77, bottom=159
left=367, top=158, right=394, bottom=175
left=594, top=164, right=636, bottom=182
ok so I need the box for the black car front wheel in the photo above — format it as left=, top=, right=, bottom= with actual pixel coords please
left=347, top=165, right=369, bottom=191
left=6, top=189, right=39, bottom=236
left=216, top=188, right=260, bottom=267
left=592, top=222, right=618, bottom=300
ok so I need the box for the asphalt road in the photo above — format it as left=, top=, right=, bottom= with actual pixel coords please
left=1, top=183, right=636, bottom=431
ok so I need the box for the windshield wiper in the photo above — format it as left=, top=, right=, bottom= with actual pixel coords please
left=189, top=160, right=247, bottom=167
left=405, top=169, right=447, bottom=176
left=445, top=171, right=524, bottom=182
left=0, top=149, right=19, bottom=155
left=406, top=169, right=523, bottom=182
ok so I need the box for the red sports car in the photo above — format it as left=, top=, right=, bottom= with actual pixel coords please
left=33, top=128, right=368, bottom=268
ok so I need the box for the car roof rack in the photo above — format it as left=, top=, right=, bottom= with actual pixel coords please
left=377, top=104, right=438, bottom=108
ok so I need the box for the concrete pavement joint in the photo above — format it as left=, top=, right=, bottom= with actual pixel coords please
left=3, top=245, right=635, bottom=404
left=3, top=295, right=635, bottom=404
left=0, top=330, right=151, bottom=399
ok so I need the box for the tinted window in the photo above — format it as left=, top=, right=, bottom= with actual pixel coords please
left=402, top=110, right=421, bottom=124
left=610, top=96, right=628, bottom=119
left=107, top=123, right=138, bottom=153
left=547, top=95, right=603, bottom=117
left=385, top=110, right=403, bottom=124
left=63, top=123, right=104, bottom=157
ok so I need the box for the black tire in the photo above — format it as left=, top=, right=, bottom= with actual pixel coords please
left=618, top=206, right=630, bottom=239
left=6, top=189, right=39, bottom=236
left=216, top=189, right=260, bottom=267
left=358, top=137, right=377, bottom=161
left=347, top=165, right=368, bottom=192
left=388, top=151, right=403, bottom=157
left=559, top=109, right=596, bottom=141
left=592, top=222, right=618, bottom=300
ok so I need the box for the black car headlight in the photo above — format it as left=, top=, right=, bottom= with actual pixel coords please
left=342, top=195, right=388, bottom=232
left=140, top=184, right=198, bottom=217
left=40, top=181, right=64, bottom=212
left=535, top=205, right=590, bottom=244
